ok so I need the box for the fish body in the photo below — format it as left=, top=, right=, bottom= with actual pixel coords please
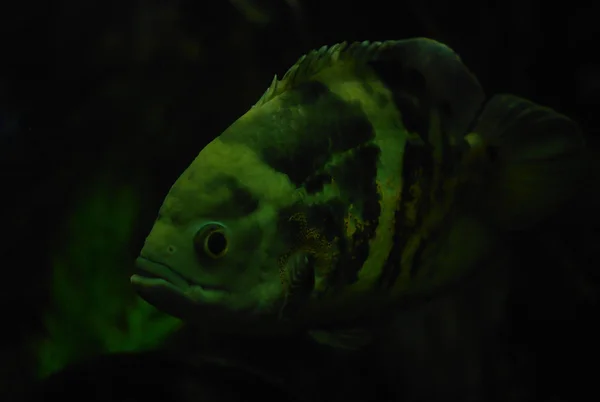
left=131, top=39, right=585, bottom=340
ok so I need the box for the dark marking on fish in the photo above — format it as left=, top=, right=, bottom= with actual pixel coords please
left=279, top=199, right=346, bottom=245
left=428, top=101, right=456, bottom=203
left=305, top=200, right=347, bottom=244
left=370, top=59, right=461, bottom=208
left=378, top=142, right=433, bottom=288
left=377, top=210, right=404, bottom=289
left=303, top=172, right=333, bottom=194
left=369, top=61, right=431, bottom=140
left=276, top=204, right=308, bottom=245
left=408, top=238, right=428, bottom=279
left=438, top=101, right=455, bottom=176
left=204, top=174, right=260, bottom=217
left=328, top=144, right=381, bottom=286
left=294, top=80, right=329, bottom=105
left=230, top=184, right=260, bottom=215
left=161, top=174, right=259, bottom=225
left=221, top=81, right=375, bottom=187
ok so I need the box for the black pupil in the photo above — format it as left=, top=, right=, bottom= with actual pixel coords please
left=207, top=231, right=227, bottom=256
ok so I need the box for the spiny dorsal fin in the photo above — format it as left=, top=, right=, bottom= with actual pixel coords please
left=251, top=38, right=485, bottom=140
left=254, top=40, right=382, bottom=108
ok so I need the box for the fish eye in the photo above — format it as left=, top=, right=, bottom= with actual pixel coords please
left=194, top=223, right=228, bottom=259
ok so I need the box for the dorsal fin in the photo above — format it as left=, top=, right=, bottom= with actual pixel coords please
left=253, top=41, right=354, bottom=108
left=252, top=38, right=485, bottom=140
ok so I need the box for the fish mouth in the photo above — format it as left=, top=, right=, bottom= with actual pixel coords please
left=131, top=256, right=227, bottom=296
left=131, top=256, right=190, bottom=295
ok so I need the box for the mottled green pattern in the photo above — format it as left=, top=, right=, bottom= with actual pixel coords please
left=377, top=141, right=433, bottom=289
left=221, top=81, right=376, bottom=187
left=132, top=38, right=586, bottom=339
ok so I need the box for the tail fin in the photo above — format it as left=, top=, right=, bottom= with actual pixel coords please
left=464, top=94, right=587, bottom=230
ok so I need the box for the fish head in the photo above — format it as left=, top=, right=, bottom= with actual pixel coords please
left=131, top=110, right=303, bottom=332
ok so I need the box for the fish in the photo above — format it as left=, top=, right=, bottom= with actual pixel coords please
left=130, top=38, right=586, bottom=345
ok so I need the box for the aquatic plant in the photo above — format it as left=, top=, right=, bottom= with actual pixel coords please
left=33, top=170, right=181, bottom=378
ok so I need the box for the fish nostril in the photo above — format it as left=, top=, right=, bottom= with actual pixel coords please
left=167, top=245, right=176, bottom=254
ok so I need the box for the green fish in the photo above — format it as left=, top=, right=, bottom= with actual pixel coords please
left=131, top=38, right=585, bottom=346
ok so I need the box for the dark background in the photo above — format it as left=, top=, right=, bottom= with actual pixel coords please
left=1, top=0, right=599, bottom=401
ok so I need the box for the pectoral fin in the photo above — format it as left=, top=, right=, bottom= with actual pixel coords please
left=279, top=253, right=315, bottom=321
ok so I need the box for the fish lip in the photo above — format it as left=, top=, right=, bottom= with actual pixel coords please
left=133, top=256, right=190, bottom=290
left=132, top=256, right=227, bottom=293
